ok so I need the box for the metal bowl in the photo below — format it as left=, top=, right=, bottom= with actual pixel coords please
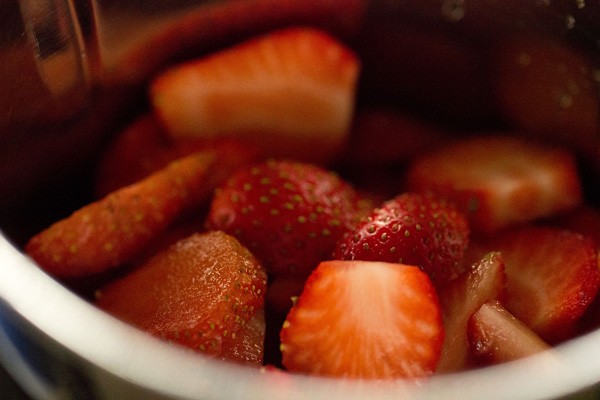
left=2, top=0, right=600, bottom=398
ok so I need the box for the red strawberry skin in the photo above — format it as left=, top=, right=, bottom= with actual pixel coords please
left=280, top=260, right=444, bottom=379
left=406, top=135, right=583, bottom=233
left=469, top=226, right=600, bottom=343
left=26, top=152, right=218, bottom=278
left=206, top=160, right=369, bottom=277
left=94, top=113, right=261, bottom=197
left=150, top=27, right=360, bottom=163
left=334, top=192, right=469, bottom=286
left=437, top=252, right=506, bottom=373
left=96, top=231, right=267, bottom=364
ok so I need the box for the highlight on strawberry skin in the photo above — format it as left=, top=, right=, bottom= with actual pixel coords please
left=206, top=159, right=369, bottom=278
left=334, top=192, right=470, bottom=287
left=96, top=231, right=268, bottom=365
left=150, top=27, right=360, bottom=164
left=279, top=260, right=444, bottom=379
left=25, top=152, right=219, bottom=278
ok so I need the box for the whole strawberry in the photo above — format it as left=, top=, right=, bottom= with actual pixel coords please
left=206, top=160, right=368, bottom=277
left=334, top=192, right=469, bottom=286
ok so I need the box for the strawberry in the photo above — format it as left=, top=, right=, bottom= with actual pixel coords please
left=491, top=37, right=599, bottom=162
left=150, top=27, right=360, bottom=164
left=205, top=159, right=369, bottom=277
left=406, top=134, right=582, bottom=233
left=96, top=231, right=268, bottom=363
left=437, top=252, right=506, bottom=373
left=468, top=301, right=552, bottom=366
left=279, top=260, right=444, bottom=379
left=545, top=205, right=600, bottom=248
left=468, top=226, right=600, bottom=343
left=106, top=0, right=365, bottom=85
left=26, top=152, right=218, bottom=277
left=333, top=192, right=469, bottom=286
left=94, top=113, right=261, bottom=197
left=343, top=107, right=451, bottom=166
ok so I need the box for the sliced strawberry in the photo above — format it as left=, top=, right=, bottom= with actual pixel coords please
left=437, top=252, right=506, bottom=373
left=96, top=231, right=267, bottom=362
left=334, top=192, right=469, bottom=287
left=468, top=301, right=552, bottom=366
left=468, top=226, right=600, bottom=343
left=150, top=27, right=360, bottom=164
left=94, top=113, right=261, bottom=197
left=280, top=260, right=444, bottom=379
left=406, top=134, right=582, bottom=233
left=26, top=152, right=218, bottom=277
left=492, top=37, right=599, bottom=162
left=206, top=159, right=370, bottom=277
left=106, top=0, right=365, bottom=85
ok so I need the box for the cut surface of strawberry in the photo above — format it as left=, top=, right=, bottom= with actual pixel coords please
left=406, top=134, right=582, bottom=233
left=206, top=159, right=370, bottom=277
left=26, top=152, right=218, bottom=277
left=334, top=192, right=469, bottom=286
left=96, top=231, right=267, bottom=362
left=280, top=260, right=444, bottom=379
left=468, top=301, right=552, bottom=366
left=469, top=226, right=600, bottom=343
left=437, top=252, right=506, bottom=373
left=150, top=27, right=359, bottom=163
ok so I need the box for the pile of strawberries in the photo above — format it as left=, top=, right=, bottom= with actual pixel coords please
left=24, top=27, right=600, bottom=380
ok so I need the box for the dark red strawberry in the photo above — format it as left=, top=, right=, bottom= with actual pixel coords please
left=492, top=37, right=599, bottom=163
left=468, top=226, right=600, bottom=343
left=406, top=134, right=583, bottom=233
left=546, top=205, right=600, bottom=248
left=280, top=260, right=444, bottom=379
left=468, top=301, right=552, bottom=366
left=437, top=252, right=506, bottom=373
left=150, top=27, right=360, bottom=163
left=265, top=275, right=306, bottom=316
left=206, top=159, right=370, bottom=277
left=334, top=192, right=469, bottom=286
left=96, top=231, right=267, bottom=363
left=94, top=113, right=261, bottom=197
left=26, top=152, right=218, bottom=278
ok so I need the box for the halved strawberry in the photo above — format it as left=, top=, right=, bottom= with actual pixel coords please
left=206, top=159, right=370, bottom=277
left=333, top=192, right=469, bottom=287
left=96, top=231, right=267, bottom=363
left=280, top=260, right=444, bottom=379
left=468, top=226, right=600, bottom=343
left=468, top=301, right=552, bottom=366
left=26, top=152, right=217, bottom=277
left=406, top=134, right=582, bottom=233
left=437, top=252, right=506, bottom=373
left=94, top=113, right=261, bottom=197
left=150, top=27, right=360, bottom=164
